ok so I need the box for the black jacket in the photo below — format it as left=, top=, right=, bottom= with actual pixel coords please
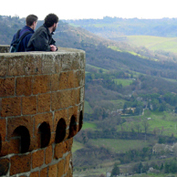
left=26, top=24, right=57, bottom=51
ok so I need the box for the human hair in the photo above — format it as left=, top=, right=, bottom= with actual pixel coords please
left=44, top=13, right=59, bottom=28
left=26, top=14, right=38, bottom=26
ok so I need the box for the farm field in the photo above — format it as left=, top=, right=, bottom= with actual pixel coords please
left=117, top=111, right=177, bottom=137
left=72, top=141, right=84, bottom=153
left=82, top=121, right=97, bottom=130
left=86, top=64, right=108, bottom=73
left=84, top=101, right=93, bottom=114
left=110, top=99, right=126, bottom=109
left=113, top=78, right=133, bottom=86
left=127, top=35, right=177, bottom=54
left=89, top=139, right=150, bottom=153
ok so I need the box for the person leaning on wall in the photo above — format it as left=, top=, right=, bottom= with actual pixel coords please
left=10, top=14, right=38, bottom=52
left=26, top=13, right=59, bottom=52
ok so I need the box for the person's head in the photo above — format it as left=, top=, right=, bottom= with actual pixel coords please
left=44, top=13, right=59, bottom=33
left=26, top=14, right=38, bottom=30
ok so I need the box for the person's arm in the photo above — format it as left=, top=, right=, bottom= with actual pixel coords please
left=49, top=38, right=58, bottom=51
left=23, top=33, right=33, bottom=51
left=33, top=31, right=51, bottom=51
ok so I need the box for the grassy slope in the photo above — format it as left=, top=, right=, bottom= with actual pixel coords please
left=89, top=139, right=150, bottom=153
left=114, top=78, right=133, bottom=86
left=117, top=111, right=177, bottom=137
left=84, top=101, right=93, bottom=114
left=127, top=35, right=177, bottom=53
left=73, top=110, right=177, bottom=156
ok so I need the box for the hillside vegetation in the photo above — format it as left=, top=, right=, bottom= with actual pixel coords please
left=65, top=17, right=177, bottom=57
left=2, top=15, right=177, bottom=177
left=127, top=35, right=177, bottom=54
left=64, top=17, right=177, bottom=37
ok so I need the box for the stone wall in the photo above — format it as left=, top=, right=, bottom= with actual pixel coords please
left=0, top=45, right=10, bottom=53
left=0, top=46, right=85, bottom=177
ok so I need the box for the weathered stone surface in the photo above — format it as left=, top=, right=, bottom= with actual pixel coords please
left=58, top=71, right=75, bottom=90
left=57, top=159, right=65, bottom=177
left=45, top=145, right=53, bottom=164
left=54, top=142, right=63, bottom=160
left=10, top=154, right=31, bottom=175
left=0, top=119, right=6, bottom=141
left=0, top=45, right=9, bottom=53
left=0, top=46, right=85, bottom=177
left=33, top=112, right=53, bottom=135
left=48, top=163, right=58, bottom=177
left=51, top=73, right=60, bottom=91
left=30, top=171, right=40, bottom=177
left=1, top=97, right=21, bottom=117
left=37, top=93, right=51, bottom=113
left=32, top=149, right=44, bottom=168
left=40, top=167, right=48, bottom=177
left=64, top=153, right=71, bottom=174
left=0, top=58, right=8, bottom=76
left=24, top=56, right=42, bottom=75
left=0, top=158, right=9, bottom=176
left=16, top=76, right=32, bottom=96
left=0, top=78, right=14, bottom=97
left=33, top=75, right=51, bottom=95
left=42, top=55, right=55, bottom=74
left=22, top=96, right=37, bottom=115
left=8, top=57, right=25, bottom=76
left=54, top=109, right=68, bottom=131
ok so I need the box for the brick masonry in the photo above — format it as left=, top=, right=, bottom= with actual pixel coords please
left=0, top=46, right=85, bottom=177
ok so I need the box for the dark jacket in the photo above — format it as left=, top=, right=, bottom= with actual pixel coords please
left=11, top=26, right=34, bottom=52
left=26, top=24, right=57, bottom=51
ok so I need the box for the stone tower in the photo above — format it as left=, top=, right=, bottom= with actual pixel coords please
left=0, top=46, right=85, bottom=177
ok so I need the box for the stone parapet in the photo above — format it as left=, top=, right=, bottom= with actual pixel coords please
left=0, top=46, right=85, bottom=177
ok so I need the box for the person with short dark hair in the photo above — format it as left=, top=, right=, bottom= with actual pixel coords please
left=10, top=14, right=38, bottom=52
left=26, top=13, right=59, bottom=51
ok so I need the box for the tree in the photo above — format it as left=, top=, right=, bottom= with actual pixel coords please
left=134, top=122, right=142, bottom=134
left=123, top=103, right=127, bottom=114
left=142, top=119, right=150, bottom=134
left=99, top=174, right=106, bottom=177
left=137, top=162, right=143, bottom=173
left=111, top=163, right=120, bottom=177
left=142, top=119, right=150, bottom=141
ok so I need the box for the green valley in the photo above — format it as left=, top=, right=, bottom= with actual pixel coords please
left=2, top=15, right=177, bottom=177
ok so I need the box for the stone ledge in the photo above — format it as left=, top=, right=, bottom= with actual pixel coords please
left=0, top=45, right=85, bottom=55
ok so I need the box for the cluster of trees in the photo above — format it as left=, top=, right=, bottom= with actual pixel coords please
left=83, top=43, right=177, bottom=78
left=64, top=17, right=177, bottom=37
left=133, top=158, right=177, bottom=174
left=119, top=147, right=152, bottom=164
left=0, top=15, right=26, bottom=44
left=122, top=90, right=177, bottom=116
left=110, top=163, right=120, bottom=177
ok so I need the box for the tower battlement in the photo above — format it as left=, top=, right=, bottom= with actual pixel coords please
left=0, top=46, right=85, bottom=177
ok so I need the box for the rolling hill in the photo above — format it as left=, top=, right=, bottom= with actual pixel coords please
left=127, top=35, right=177, bottom=54
left=64, top=17, right=177, bottom=56
left=64, top=17, right=177, bottom=37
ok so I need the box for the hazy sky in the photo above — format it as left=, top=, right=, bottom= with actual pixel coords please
left=1, top=0, right=177, bottom=20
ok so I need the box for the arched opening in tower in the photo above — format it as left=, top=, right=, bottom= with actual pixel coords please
left=79, top=111, right=83, bottom=131
left=55, top=118, right=66, bottom=143
left=38, top=122, right=51, bottom=148
left=68, top=115, right=77, bottom=138
left=12, top=126, right=30, bottom=153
